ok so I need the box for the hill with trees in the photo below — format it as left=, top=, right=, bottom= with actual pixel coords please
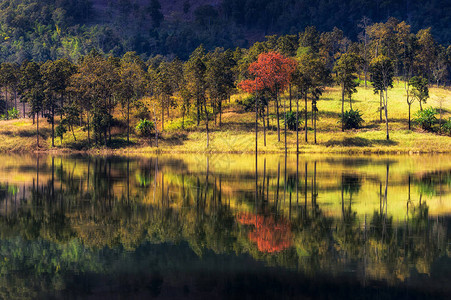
left=0, top=0, right=450, bottom=62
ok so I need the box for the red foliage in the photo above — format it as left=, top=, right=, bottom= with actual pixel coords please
left=237, top=212, right=292, bottom=253
left=238, top=52, right=297, bottom=94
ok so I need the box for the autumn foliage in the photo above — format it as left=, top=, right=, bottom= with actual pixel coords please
left=238, top=52, right=297, bottom=94
left=237, top=212, right=292, bottom=253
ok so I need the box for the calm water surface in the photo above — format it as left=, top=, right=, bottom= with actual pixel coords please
left=0, top=154, right=450, bottom=299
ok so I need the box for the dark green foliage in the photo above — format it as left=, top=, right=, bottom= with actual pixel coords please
left=414, top=108, right=437, bottom=131
left=0, top=0, right=449, bottom=63
left=136, top=119, right=155, bottom=137
left=236, top=95, right=268, bottom=114
left=55, top=123, right=67, bottom=143
left=340, top=110, right=364, bottom=130
left=441, top=119, right=451, bottom=136
left=284, top=111, right=303, bottom=131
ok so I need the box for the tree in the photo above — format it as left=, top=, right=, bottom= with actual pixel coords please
left=19, top=61, right=44, bottom=147
left=238, top=52, right=296, bottom=150
left=41, top=59, right=76, bottom=147
left=415, top=28, right=437, bottom=80
left=69, top=50, right=118, bottom=146
left=370, top=56, right=394, bottom=140
left=151, top=61, right=175, bottom=132
left=358, top=16, right=372, bottom=88
left=292, top=52, right=330, bottom=146
left=148, top=0, right=164, bottom=28
left=205, top=48, right=236, bottom=126
left=118, top=52, right=147, bottom=143
left=0, top=63, right=19, bottom=117
left=334, top=53, right=361, bottom=131
left=185, top=45, right=207, bottom=128
left=409, top=76, right=429, bottom=112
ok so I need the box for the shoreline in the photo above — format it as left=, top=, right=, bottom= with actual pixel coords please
left=4, top=146, right=450, bottom=155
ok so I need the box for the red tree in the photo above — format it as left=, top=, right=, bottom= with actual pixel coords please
left=237, top=212, right=292, bottom=253
left=238, top=52, right=296, bottom=144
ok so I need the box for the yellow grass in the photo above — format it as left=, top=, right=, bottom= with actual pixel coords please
left=0, top=82, right=450, bottom=153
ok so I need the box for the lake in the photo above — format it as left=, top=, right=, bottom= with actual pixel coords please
left=0, top=153, right=450, bottom=299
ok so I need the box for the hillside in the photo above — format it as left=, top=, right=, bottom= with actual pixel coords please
left=0, top=0, right=449, bottom=62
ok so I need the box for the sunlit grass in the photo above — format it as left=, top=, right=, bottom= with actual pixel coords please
left=0, top=82, right=449, bottom=153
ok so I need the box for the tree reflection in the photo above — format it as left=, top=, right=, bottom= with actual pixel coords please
left=0, top=155, right=449, bottom=298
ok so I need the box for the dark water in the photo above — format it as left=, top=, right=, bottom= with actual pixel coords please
left=0, top=154, right=450, bottom=299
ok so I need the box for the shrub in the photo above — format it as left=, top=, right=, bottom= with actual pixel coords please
left=55, top=123, right=67, bottom=143
left=236, top=95, right=256, bottom=112
left=0, top=108, right=20, bottom=120
left=340, top=109, right=364, bottom=130
left=136, top=119, right=155, bottom=137
left=441, top=118, right=451, bottom=136
left=283, top=111, right=303, bottom=130
left=414, top=107, right=437, bottom=131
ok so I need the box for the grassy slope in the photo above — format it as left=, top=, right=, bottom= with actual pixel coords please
left=0, top=82, right=450, bottom=153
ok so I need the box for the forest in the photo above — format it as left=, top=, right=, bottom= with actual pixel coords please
left=0, top=0, right=450, bottom=61
left=0, top=8, right=450, bottom=152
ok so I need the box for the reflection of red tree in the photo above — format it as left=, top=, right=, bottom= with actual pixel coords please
left=237, top=213, right=292, bottom=253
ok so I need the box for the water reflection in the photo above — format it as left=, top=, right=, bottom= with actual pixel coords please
left=0, top=154, right=450, bottom=298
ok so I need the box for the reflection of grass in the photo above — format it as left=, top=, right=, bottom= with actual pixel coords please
left=0, top=82, right=450, bottom=153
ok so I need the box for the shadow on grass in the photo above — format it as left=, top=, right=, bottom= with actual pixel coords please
left=1, top=128, right=52, bottom=138
left=325, top=137, right=398, bottom=147
left=162, top=133, right=188, bottom=145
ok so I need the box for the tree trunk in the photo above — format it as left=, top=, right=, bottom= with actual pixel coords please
left=127, top=99, right=130, bottom=142
left=284, top=94, right=287, bottom=153
left=219, top=100, right=222, bottom=126
left=314, top=109, right=317, bottom=144
left=255, top=89, right=258, bottom=153
left=266, top=104, right=270, bottom=132
left=289, top=84, right=292, bottom=112
left=23, top=101, right=26, bottom=119
left=384, top=89, right=389, bottom=140
left=276, top=93, right=280, bottom=142
left=154, top=109, right=158, bottom=148
left=349, top=97, right=353, bottom=110
left=61, top=96, right=64, bottom=120
left=204, top=98, right=209, bottom=148
left=296, top=92, right=299, bottom=153
left=182, top=105, right=185, bottom=129
left=379, top=92, right=383, bottom=122
left=341, top=83, right=344, bottom=131
left=262, top=114, right=266, bottom=147
left=196, top=95, right=200, bottom=126
left=51, top=103, right=55, bottom=147
left=87, top=111, right=91, bottom=146
left=161, top=101, right=164, bottom=132
left=304, top=92, right=308, bottom=143
left=36, top=112, right=39, bottom=148
left=408, top=103, right=411, bottom=130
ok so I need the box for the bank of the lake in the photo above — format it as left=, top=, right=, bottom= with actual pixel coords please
left=1, top=84, right=449, bottom=154
left=1, top=118, right=450, bottom=154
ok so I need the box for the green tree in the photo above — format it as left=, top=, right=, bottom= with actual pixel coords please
left=205, top=48, right=236, bottom=126
left=334, top=53, right=360, bottom=131
left=41, top=59, right=76, bottom=147
left=19, top=61, right=44, bottom=147
left=409, top=76, right=429, bottom=112
left=370, top=55, right=394, bottom=140
left=118, top=52, right=147, bottom=143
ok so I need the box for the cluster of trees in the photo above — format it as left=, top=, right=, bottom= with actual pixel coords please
left=0, top=1, right=450, bottom=62
left=0, top=18, right=450, bottom=149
